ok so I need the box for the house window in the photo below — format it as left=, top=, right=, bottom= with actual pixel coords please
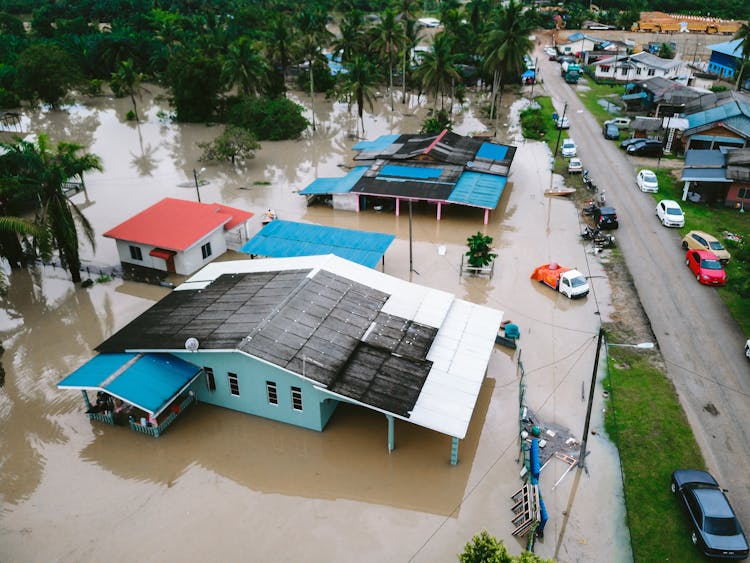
left=201, top=242, right=212, bottom=259
left=600, top=65, right=610, bottom=73
left=266, top=381, right=278, bottom=405
left=228, top=372, right=240, bottom=396
left=291, top=386, right=303, bottom=411
left=648, top=68, right=655, bottom=76
left=204, top=367, right=216, bottom=392
left=738, top=187, right=750, bottom=199
left=636, top=67, right=642, bottom=75
left=619, top=67, right=627, bottom=76
left=129, top=245, right=143, bottom=261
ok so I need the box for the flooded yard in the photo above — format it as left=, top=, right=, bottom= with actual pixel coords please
left=0, top=88, right=630, bottom=561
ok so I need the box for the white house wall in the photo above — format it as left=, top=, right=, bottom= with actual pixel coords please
left=594, top=63, right=680, bottom=82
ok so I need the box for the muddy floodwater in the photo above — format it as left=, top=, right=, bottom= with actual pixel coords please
left=0, top=88, right=631, bottom=562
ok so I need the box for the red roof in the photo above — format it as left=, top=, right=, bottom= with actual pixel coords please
left=103, top=198, right=254, bottom=251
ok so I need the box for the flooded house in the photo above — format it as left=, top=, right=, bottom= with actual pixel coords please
left=300, top=129, right=516, bottom=224
left=58, top=255, right=503, bottom=463
left=103, top=197, right=254, bottom=279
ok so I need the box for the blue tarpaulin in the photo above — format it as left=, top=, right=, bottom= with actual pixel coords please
left=476, top=143, right=509, bottom=161
left=299, top=166, right=368, bottom=195
left=353, top=134, right=400, bottom=151
left=379, top=164, right=442, bottom=179
left=58, top=353, right=201, bottom=416
left=240, top=220, right=395, bottom=268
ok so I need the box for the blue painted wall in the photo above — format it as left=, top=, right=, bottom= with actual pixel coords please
left=173, top=351, right=339, bottom=432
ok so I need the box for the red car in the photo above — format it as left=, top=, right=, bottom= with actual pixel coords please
left=686, top=250, right=727, bottom=286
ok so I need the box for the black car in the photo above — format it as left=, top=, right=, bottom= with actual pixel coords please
left=592, top=206, right=618, bottom=230
left=627, top=139, right=663, bottom=157
left=672, top=470, right=749, bottom=559
left=620, top=137, right=645, bottom=149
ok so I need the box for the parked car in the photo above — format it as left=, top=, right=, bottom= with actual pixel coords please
left=620, top=137, right=645, bottom=149
left=682, top=231, right=731, bottom=263
left=544, top=47, right=556, bottom=57
left=593, top=206, right=618, bottom=230
left=568, top=157, right=583, bottom=173
left=671, top=469, right=748, bottom=559
left=561, top=138, right=577, bottom=157
left=605, top=117, right=631, bottom=129
left=603, top=123, right=619, bottom=140
left=656, top=199, right=685, bottom=227
left=628, top=139, right=663, bottom=157
left=686, top=250, right=727, bottom=286
left=556, top=116, right=570, bottom=129
left=635, top=169, right=659, bottom=193
left=746, top=339, right=750, bottom=359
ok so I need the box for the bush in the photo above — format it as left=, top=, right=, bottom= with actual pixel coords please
left=296, top=60, right=336, bottom=93
left=84, top=79, right=103, bottom=96
left=0, top=87, right=20, bottom=108
left=520, top=106, right=547, bottom=140
left=421, top=108, right=452, bottom=134
left=226, top=96, right=309, bottom=141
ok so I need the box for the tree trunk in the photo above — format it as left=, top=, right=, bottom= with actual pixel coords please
left=130, top=93, right=139, bottom=122
left=402, top=51, right=407, bottom=104
left=309, top=62, right=316, bottom=131
left=736, top=59, right=747, bottom=91
left=389, top=56, right=394, bottom=111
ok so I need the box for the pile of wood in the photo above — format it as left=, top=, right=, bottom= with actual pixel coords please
left=633, top=11, right=745, bottom=34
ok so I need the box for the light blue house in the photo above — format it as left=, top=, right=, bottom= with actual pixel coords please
left=707, top=39, right=750, bottom=89
left=59, top=255, right=503, bottom=463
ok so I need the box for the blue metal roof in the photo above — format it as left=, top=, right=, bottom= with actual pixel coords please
left=681, top=168, right=731, bottom=182
left=299, top=166, right=368, bottom=195
left=58, top=353, right=201, bottom=416
left=476, top=143, right=509, bottom=161
left=352, top=134, right=400, bottom=151
left=380, top=164, right=442, bottom=179
left=622, top=92, right=648, bottom=101
left=448, top=172, right=507, bottom=208
left=687, top=102, right=750, bottom=129
left=685, top=149, right=725, bottom=167
left=240, top=220, right=395, bottom=268
left=708, top=39, right=743, bottom=58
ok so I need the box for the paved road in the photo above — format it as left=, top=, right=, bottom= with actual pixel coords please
left=535, top=46, right=750, bottom=526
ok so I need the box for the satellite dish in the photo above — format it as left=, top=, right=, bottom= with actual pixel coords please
left=185, top=337, right=200, bottom=352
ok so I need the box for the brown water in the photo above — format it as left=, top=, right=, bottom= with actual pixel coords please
left=0, top=89, right=630, bottom=561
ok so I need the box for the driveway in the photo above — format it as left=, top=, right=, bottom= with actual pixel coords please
left=534, top=45, right=750, bottom=525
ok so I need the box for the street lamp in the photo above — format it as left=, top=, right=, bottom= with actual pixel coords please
left=193, top=167, right=206, bottom=202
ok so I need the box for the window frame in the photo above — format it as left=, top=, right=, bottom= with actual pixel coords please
left=228, top=372, right=240, bottom=396
left=266, top=381, right=278, bottom=405
left=129, top=245, right=143, bottom=261
left=201, top=241, right=212, bottom=260
left=204, top=367, right=216, bottom=392
left=291, top=386, right=303, bottom=411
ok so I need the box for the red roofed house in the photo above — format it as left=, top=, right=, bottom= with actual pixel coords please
left=104, top=198, right=254, bottom=277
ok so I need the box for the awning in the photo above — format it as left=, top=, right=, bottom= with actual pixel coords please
left=58, top=353, right=201, bottom=417
left=622, top=92, right=648, bottom=101
left=680, top=168, right=731, bottom=183
left=149, top=248, right=176, bottom=260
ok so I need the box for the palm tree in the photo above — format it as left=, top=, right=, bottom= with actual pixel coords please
left=481, top=0, right=533, bottom=121
left=414, top=33, right=461, bottom=111
left=222, top=37, right=269, bottom=96
left=371, top=10, right=407, bottom=111
left=340, top=56, right=379, bottom=137
left=733, top=23, right=750, bottom=91
left=0, top=217, right=44, bottom=290
left=332, top=10, right=366, bottom=65
left=401, top=18, right=420, bottom=104
left=110, top=59, right=145, bottom=122
left=267, top=12, right=293, bottom=91
left=295, top=9, right=333, bottom=132
left=0, top=135, right=102, bottom=284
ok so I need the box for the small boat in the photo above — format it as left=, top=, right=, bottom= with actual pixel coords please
left=261, top=209, right=277, bottom=225
left=544, top=187, right=576, bottom=197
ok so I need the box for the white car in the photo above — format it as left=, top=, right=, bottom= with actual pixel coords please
left=605, top=117, right=631, bottom=129
left=568, top=157, right=583, bottom=173
left=636, top=169, right=658, bottom=193
left=746, top=339, right=750, bottom=359
left=656, top=199, right=685, bottom=227
left=556, top=116, right=570, bottom=129
left=561, top=138, right=577, bottom=157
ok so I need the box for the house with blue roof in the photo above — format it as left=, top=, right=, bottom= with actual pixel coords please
left=706, top=39, right=750, bottom=89
left=556, top=32, right=601, bottom=58
left=299, top=130, right=516, bottom=225
left=57, top=255, right=503, bottom=464
left=682, top=91, right=750, bottom=150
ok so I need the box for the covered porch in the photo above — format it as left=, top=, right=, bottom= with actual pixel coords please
left=58, top=353, right=202, bottom=437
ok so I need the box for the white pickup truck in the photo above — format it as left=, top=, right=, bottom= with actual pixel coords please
left=531, top=263, right=590, bottom=299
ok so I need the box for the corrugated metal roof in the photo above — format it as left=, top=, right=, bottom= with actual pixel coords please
left=680, top=167, right=731, bottom=182
left=57, top=353, right=201, bottom=416
left=102, top=198, right=253, bottom=251
left=448, top=172, right=507, bottom=208
left=299, top=166, right=368, bottom=195
left=352, top=134, right=400, bottom=151
left=239, top=220, right=394, bottom=268
left=687, top=101, right=750, bottom=129
left=99, top=255, right=502, bottom=439
left=707, top=39, right=743, bottom=58
left=685, top=150, right=726, bottom=167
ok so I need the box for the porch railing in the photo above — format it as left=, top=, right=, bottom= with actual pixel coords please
left=128, top=393, right=196, bottom=438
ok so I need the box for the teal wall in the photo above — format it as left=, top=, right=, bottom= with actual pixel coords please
left=173, top=351, right=339, bottom=432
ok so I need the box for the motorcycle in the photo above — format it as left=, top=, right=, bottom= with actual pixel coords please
left=597, top=190, right=607, bottom=206
left=582, top=200, right=598, bottom=216
left=593, top=233, right=616, bottom=248
left=583, top=169, right=597, bottom=192
left=581, top=225, right=600, bottom=240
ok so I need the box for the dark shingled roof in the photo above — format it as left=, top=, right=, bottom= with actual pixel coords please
left=97, top=268, right=437, bottom=418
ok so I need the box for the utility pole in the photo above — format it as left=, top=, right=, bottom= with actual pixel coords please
left=553, top=102, right=568, bottom=159
left=579, top=327, right=605, bottom=469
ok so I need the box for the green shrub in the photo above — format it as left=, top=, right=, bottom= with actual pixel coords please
left=226, top=96, right=309, bottom=141
left=421, top=108, right=452, bottom=134
left=0, top=87, right=19, bottom=108
left=520, top=106, right=546, bottom=140
left=295, top=60, right=336, bottom=93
